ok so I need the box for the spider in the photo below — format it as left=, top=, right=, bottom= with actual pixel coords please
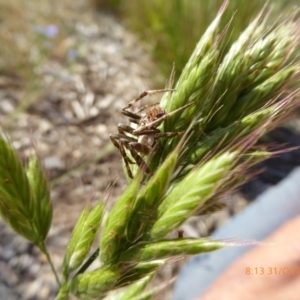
left=110, top=89, right=193, bottom=178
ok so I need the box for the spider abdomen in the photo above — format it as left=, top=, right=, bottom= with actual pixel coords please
left=138, top=134, right=155, bottom=148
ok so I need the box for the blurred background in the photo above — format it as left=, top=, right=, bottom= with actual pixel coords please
left=1, top=0, right=300, bottom=299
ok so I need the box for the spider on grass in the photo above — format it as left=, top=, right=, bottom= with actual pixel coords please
left=110, top=89, right=193, bottom=178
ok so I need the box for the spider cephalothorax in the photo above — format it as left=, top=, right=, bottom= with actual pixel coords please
left=140, top=107, right=165, bottom=127
left=110, top=89, right=193, bottom=178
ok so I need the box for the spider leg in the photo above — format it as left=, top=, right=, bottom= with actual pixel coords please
left=134, top=101, right=194, bottom=134
left=123, top=89, right=175, bottom=110
left=110, top=134, right=137, bottom=178
left=136, top=102, right=160, bottom=113
left=110, top=133, right=136, bottom=164
left=129, top=118, right=140, bottom=124
left=117, top=123, right=135, bottom=135
left=109, top=134, right=121, bottom=149
left=134, top=128, right=160, bottom=136
left=128, top=142, right=152, bottom=174
left=110, top=133, right=136, bottom=143
left=119, top=140, right=134, bottom=178
left=121, top=109, right=141, bottom=120
left=155, top=131, right=183, bottom=139
left=129, top=142, right=153, bottom=155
